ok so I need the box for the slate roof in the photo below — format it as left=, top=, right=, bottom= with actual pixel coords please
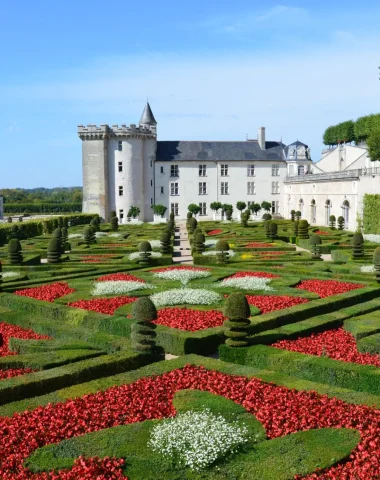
left=139, top=102, right=157, bottom=126
left=156, top=140, right=286, bottom=162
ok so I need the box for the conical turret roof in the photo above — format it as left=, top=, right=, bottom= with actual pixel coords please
left=139, top=102, right=157, bottom=126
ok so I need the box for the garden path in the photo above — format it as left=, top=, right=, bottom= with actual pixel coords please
left=293, top=244, right=332, bottom=261
left=172, top=221, right=193, bottom=265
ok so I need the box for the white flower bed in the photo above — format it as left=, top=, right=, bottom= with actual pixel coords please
left=1, top=271, right=20, bottom=278
left=218, top=277, right=274, bottom=291
left=95, top=231, right=108, bottom=238
left=148, top=409, right=249, bottom=471
left=205, top=239, right=218, bottom=248
left=360, top=265, right=375, bottom=273
left=68, top=233, right=83, bottom=239
left=202, top=250, right=236, bottom=258
left=128, top=251, right=163, bottom=261
left=150, top=288, right=221, bottom=307
left=148, top=240, right=162, bottom=249
left=153, top=269, right=211, bottom=286
left=363, top=234, right=380, bottom=244
left=109, top=233, right=121, bottom=238
left=91, top=280, right=156, bottom=296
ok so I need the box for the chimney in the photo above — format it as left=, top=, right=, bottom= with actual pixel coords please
left=258, top=127, right=266, bottom=150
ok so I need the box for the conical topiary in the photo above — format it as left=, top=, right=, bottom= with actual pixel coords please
left=290, top=209, right=296, bottom=221
left=61, top=227, right=70, bottom=252
left=223, top=292, right=251, bottom=347
left=293, top=220, right=299, bottom=237
left=90, top=217, right=100, bottom=232
left=167, top=220, right=175, bottom=234
left=265, top=220, right=272, bottom=238
left=329, top=215, right=336, bottom=230
left=298, top=220, right=309, bottom=239
left=110, top=216, right=119, bottom=231
left=130, top=297, right=158, bottom=354
left=47, top=238, right=62, bottom=263
left=337, top=216, right=345, bottom=230
left=188, top=217, right=197, bottom=234
left=160, top=231, right=171, bottom=254
left=8, top=239, right=23, bottom=264
left=241, top=213, right=248, bottom=227
left=170, top=212, right=175, bottom=222
left=310, top=234, right=322, bottom=259
left=195, top=233, right=205, bottom=253
left=139, top=241, right=152, bottom=266
left=268, top=221, right=278, bottom=240
left=216, top=240, right=230, bottom=264
left=53, top=227, right=64, bottom=254
left=373, top=247, right=380, bottom=283
left=83, top=226, right=94, bottom=246
left=352, top=232, right=364, bottom=259
left=11, top=225, right=19, bottom=239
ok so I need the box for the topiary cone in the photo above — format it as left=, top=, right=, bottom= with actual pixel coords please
left=298, top=219, right=309, bottom=239
left=130, top=298, right=157, bottom=353
left=216, top=240, right=230, bottom=264
left=139, top=241, right=152, bottom=266
left=8, top=238, right=23, bottom=264
left=352, top=232, right=364, bottom=259
left=47, top=238, right=62, bottom=263
left=223, top=293, right=251, bottom=347
left=310, top=234, right=322, bottom=259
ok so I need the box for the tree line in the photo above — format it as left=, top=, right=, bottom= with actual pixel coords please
left=323, top=114, right=380, bottom=146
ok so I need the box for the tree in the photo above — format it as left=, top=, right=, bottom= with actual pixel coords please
left=367, top=130, right=380, bottom=162
left=151, top=204, right=167, bottom=217
left=130, top=298, right=158, bottom=354
left=223, top=293, right=251, bottom=347
left=236, top=202, right=247, bottom=214
left=188, top=203, right=201, bottom=216
left=261, top=201, right=271, bottom=212
left=249, top=203, right=261, bottom=216
left=128, top=206, right=140, bottom=219
left=210, top=202, right=222, bottom=213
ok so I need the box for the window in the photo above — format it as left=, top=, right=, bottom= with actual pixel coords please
left=276, top=201, right=279, bottom=213
left=150, top=179, right=153, bottom=186
left=247, top=201, right=254, bottom=208
left=199, top=202, right=207, bottom=216
left=170, top=165, right=179, bottom=177
left=325, top=200, right=331, bottom=225
left=160, top=166, right=164, bottom=174
left=118, top=141, right=123, bottom=152
left=150, top=160, right=152, bottom=168
left=118, top=162, right=123, bottom=173
left=170, top=182, right=179, bottom=195
left=271, top=201, right=279, bottom=214
left=170, top=203, right=179, bottom=216
left=342, top=200, right=349, bottom=225
left=247, top=164, right=255, bottom=176
left=118, top=186, right=123, bottom=196
left=160, top=186, right=164, bottom=194
left=272, top=164, right=279, bottom=176
left=271, top=181, right=280, bottom=194
left=199, top=164, right=206, bottom=176
left=221, top=164, right=229, bottom=176
left=247, top=181, right=255, bottom=195
left=298, top=165, right=305, bottom=175
left=199, top=182, right=207, bottom=195
left=119, top=209, right=124, bottom=221
left=221, top=182, right=229, bottom=195
left=151, top=198, right=153, bottom=204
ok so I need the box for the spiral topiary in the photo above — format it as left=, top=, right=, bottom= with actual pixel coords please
left=293, top=220, right=299, bottom=237
left=268, top=221, right=278, bottom=240
left=310, top=234, right=322, bottom=259
left=110, top=216, right=119, bottom=231
left=337, top=216, right=345, bottom=230
left=329, top=215, right=336, bottom=230
left=352, top=232, right=364, bottom=259
left=53, top=227, right=65, bottom=254
left=216, top=240, right=230, bottom=264
left=83, top=227, right=93, bottom=246
left=169, top=212, right=175, bottom=221
left=295, top=210, right=301, bottom=221
left=290, top=209, right=296, bottom=221
left=195, top=233, right=205, bottom=253
left=47, top=238, right=62, bottom=263
left=264, top=220, right=272, bottom=238
left=160, top=231, right=171, bottom=254
left=11, top=225, right=19, bottom=239
left=241, top=213, right=248, bottom=227
left=223, top=292, right=251, bottom=347
left=90, top=217, right=100, bottom=232
left=8, top=238, right=23, bottom=264
left=130, top=297, right=158, bottom=354
left=298, top=219, right=309, bottom=239
left=188, top=217, right=197, bottom=234
left=61, top=227, right=70, bottom=252
left=139, top=241, right=152, bottom=266
left=373, top=247, right=380, bottom=282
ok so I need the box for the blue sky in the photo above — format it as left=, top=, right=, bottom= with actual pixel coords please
left=1, top=1, right=380, bottom=187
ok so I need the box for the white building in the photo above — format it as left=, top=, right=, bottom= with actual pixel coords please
left=284, top=144, right=380, bottom=231
left=79, top=103, right=310, bottom=222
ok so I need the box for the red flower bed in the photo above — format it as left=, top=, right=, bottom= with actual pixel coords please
left=95, top=273, right=145, bottom=283
left=68, top=296, right=137, bottom=315
left=102, top=244, right=131, bottom=247
left=15, top=282, right=75, bottom=303
left=0, top=365, right=379, bottom=478
left=272, top=327, right=380, bottom=368
left=81, top=255, right=117, bottom=258
left=207, top=229, right=223, bottom=235
left=154, top=308, right=226, bottom=331
left=227, top=271, right=280, bottom=279
left=296, top=279, right=364, bottom=298
left=246, top=295, right=309, bottom=314
left=152, top=265, right=211, bottom=273
left=0, top=367, right=35, bottom=380
left=258, top=251, right=286, bottom=256
left=0, top=322, right=50, bottom=358
left=314, top=230, right=329, bottom=235
left=246, top=242, right=275, bottom=248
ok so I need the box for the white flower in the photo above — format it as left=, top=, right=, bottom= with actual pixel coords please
left=360, top=264, right=375, bottom=273
left=153, top=269, right=211, bottom=286
left=202, top=249, right=236, bottom=258
left=109, top=233, right=121, bottom=238
left=205, top=239, right=218, bottom=248
left=68, top=233, right=83, bottom=239
left=148, top=409, right=249, bottom=471
left=1, top=271, right=19, bottom=278
left=150, top=288, right=221, bottom=307
left=128, top=251, right=163, bottom=261
left=91, top=280, right=155, bottom=295
left=218, top=277, right=274, bottom=291
left=364, top=234, right=380, bottom=244
left=95, top=231, right=108, bottom=238
left=148, top=240, right=162, bottom=249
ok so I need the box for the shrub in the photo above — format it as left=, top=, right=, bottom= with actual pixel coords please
left=264, top=220, right=272, bottom=237
left=373, top=247, right=380, bottom=283
left=298, top=219, right=309, bottom=239
left=11, top=225, right=19, bottom=239
left=338, top=216, right=345, bottom=230
left=222, top=204, right=233, bottom=220
left=160, top=232, right=171, bottom=254
left=90, top=218, right=100, bottom=232
left=58, top=217, right=64, bottom=228
left=310, top=234, right=322, bottom=259
left=110, top=210, right=116, bottom=219
left=293, top=220, right=299, bottom=237
left=139, top=241, right=152, bottom=266
left=7, top=217, right=12, bottom=223
left=8, top=239, right=23, bottom=264
left=63, top=217, right=69, bottom=228
left=195, top=233, right=206, bottom=253
left=262, top=213, right=272, bottom=221
left=290, top=209, right=296, bottom=221
left=188, top=204, right=201, bottom=216
left=0, top=261, right=2, bottom=292
left=53, top=228, right=65, bottom=253
left=169, top=211, right=174, bottom=221
left=47, top=238, right=62, bottom=264
left=352, top=232, right=364, bottom=259
left=244, top=209, right=251, bottom=220
left=241, top=213, right=248, bottom=227
left=210, top=202, right=222, bottom=213
left=128, top=206, right=140, bottom=219
left=130, top=297, right=157, bottom=353
left=83, top=226, right=96, bottom=246
left=223, top=292, right=250, bottom=347
left=110, top=216, right=119, bottom=232
left=189, top=217, right=198, bottom=234
left=236, top=201, right=247, bottom=214
left=295, top=210, right=302, bottom=220
left=216, top=240, right=230, bottom=264
left=329, top=215, right=336, bottom=230
left=167, top=220, right=175, bottom=234
left=268, top=221, right=278, bottom=240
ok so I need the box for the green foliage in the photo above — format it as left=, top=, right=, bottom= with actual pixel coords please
left=47, top=238, right=62, bottom=264
left=223, top=293, right=250, bottom=347
left=139, top=241, right=152, bottom=266
left=268, top=221, right=278, bottom=240
left=151, top=204, right=167, bottom=217
left=222, top=204, right=233, bottom=220
left=310, top=234, right=322, bottom=259
left=11, top=224, right=19, bottom=239
left=236, top=201, right=247, bottom=212
left=110, top=216, right=119, bottom=232
left=195, top=233, right=205, bottom=253
left=8, top=238, right=23, bottom=264
left=216, top=240, right=229, bottom=252
left=240, top=213, right=248, bottom=227
left=131, top=298, right=158, bottom=353
left=290, top=209, right=295, bottom=221
left=83, top=227, right=95, bottom=246
left=352, top=232, right=364, bottom=259
left=373, top=247, right=380, bottom=283
left=169, top=212, right=175, bottom=221
left=329, top=215, right=336, bottom=229
left=323, top=113, right=380, bottom=146
left=188, top=217, right=198, bottom=233
left=262, top=213, right=272, bottom=221
left=261, top=201, right=271, bottom=212
left=367, top=129, right=380, bottom=162
left=337, top=216, right=345, bottom=230
left=110, top=210, right=116, bottom=219
left=160, top=232, right=171, bottom=254
left=128, top=206, right=141, bottom=219
left=210, top=202, right=222, bottom=212
left=295, top=210, right=301, bottom=220
left=249, top=202, right=261, bottom=216
left=90, top=218, right=100, bottom=232
left=188, top=203, right=201, bottom=215
left=298, top=220, right=309, bottom=239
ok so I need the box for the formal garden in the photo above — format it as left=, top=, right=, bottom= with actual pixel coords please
left=0, top=210, right=380, bottom=479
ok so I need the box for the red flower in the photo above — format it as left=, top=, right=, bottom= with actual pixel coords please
left=246, top=295, right=309, bottom=313
left=226, top=271, right=280, bottom=279
left=95, top=273, right=145, bottom=283
left=207, top=229, right=223, bottom=235
left=314, top=230, right=329, bottom=235
left=153, top=308, right=226, bottom=331
left=0, top=322, right=50, bottom=358
left=297, top=279, right=364, bottom=298
left=0, top=367, right=35, bottom=380
left=68, top=296, right=137, bottom=315
left=15, top=282, right=75, bottom=303
left=245, top=243, right=276, bottom=248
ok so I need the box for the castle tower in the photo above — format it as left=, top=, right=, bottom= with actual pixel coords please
left=79, top=103, right=157, bottom=222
